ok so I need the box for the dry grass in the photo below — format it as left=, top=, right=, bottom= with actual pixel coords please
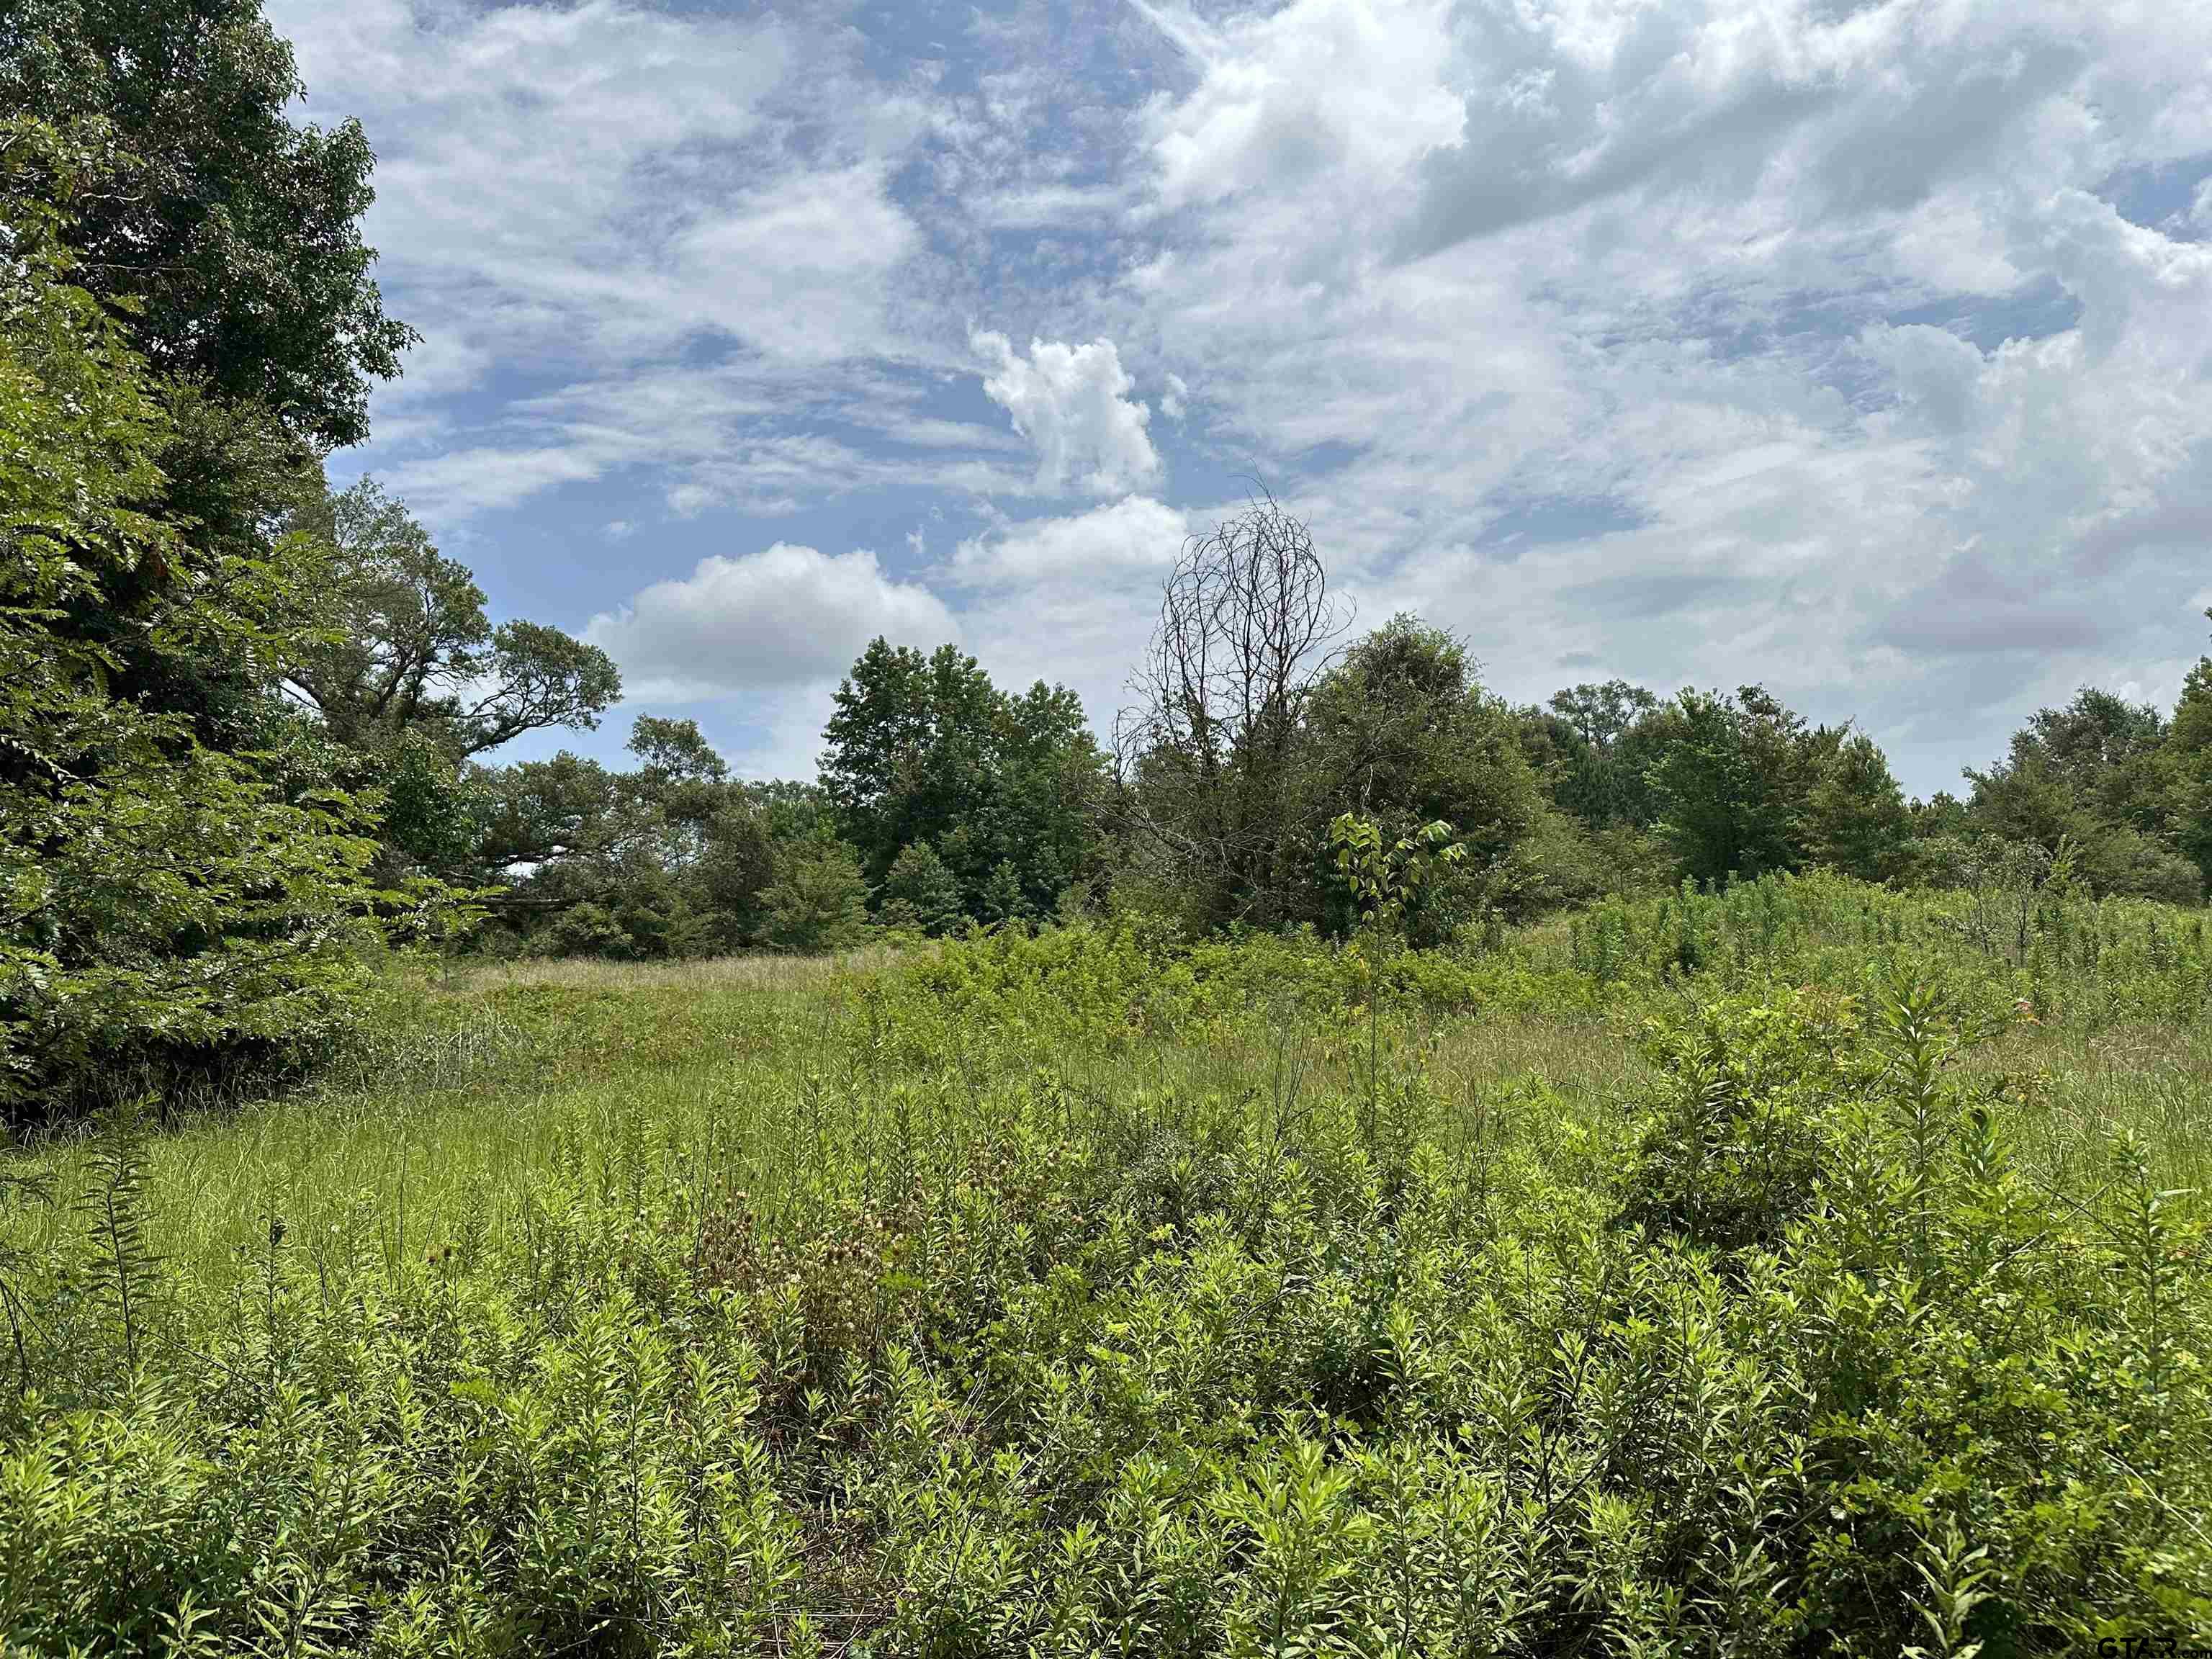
left=447, top=945, right=899, bottom=994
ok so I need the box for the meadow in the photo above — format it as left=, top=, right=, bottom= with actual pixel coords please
left=2, top=871, right=2209, bottom=1655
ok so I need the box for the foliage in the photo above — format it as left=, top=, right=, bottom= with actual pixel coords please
left=1646, top=685, right=1838, bottom=885
left=822, top=639, right=1105, bottom=922
left=265, top=479, right=618, bottom=886
left=1521, top=678, right=1665, bottom=830
left=878, top=840, right=966, bottom=938
left=1327, top=813, right=1466, bottom=934
left=1, top=886, right=2208, bottom=1650
left=1, top=0, right=413, bottom=451
left=0, top=154, right=390, bottom=1115
left=1803, top=732, right=1913, bottom=881
left=759, top=838, right=872, bottom=953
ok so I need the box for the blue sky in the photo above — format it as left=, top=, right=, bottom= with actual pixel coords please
left=266, top=0, right=2212, bottom=798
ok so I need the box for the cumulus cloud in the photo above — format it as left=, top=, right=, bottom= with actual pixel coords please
left=974, top=332, right=1162, bottom=497
left=273, top=0, right=2212, bottom=789
left=952, top=495, right=1188, bottom=588
left=583, top=544, right=956, bottom=701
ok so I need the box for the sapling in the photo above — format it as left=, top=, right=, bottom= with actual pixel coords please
left=1328, top=813, right=1466, bottom=1154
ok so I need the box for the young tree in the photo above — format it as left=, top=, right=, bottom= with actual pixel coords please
left=760, top=841, right=871, bottom=953
left=878, top=841, right=965, bottom=937
left=981, top=860, right=1031, bottom=925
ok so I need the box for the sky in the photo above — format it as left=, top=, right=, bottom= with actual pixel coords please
left=264, top=0, right=2212, bottom=799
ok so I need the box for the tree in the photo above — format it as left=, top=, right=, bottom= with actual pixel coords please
left=1646, top=687, right=1833, bottom=886
left=2165, top=624, right=2212, bottom=890
left=982, top=860, right=1030, bottom=925
left=1114, top=492, right=1350, bottom=928
left=821, top=639, right=1105, bottom=920
left=822, top=639, right=1002, bottom=889
left=1969, top=683, right=2197, bottom=901
left=760, top=841, right=871, bottom=953
left=878, top=842, right=965, bottom=937
left=0, top=155, right=389, bottom=1112
left=1, top=0, right=413, bottom=451
left=1802, top=734, right=1912, bottom=882
left=1305, top=617, right=1540, bottom=858
left=1524, top=680, right=1664, bottom=830
left=695, top=803, right=778, bottom=948
left=286, top=479, right=621, bottom=765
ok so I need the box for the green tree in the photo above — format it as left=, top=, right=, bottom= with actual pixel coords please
left=1527, top=679, right=1665, bottom=829
left=760, top=840, right=871, bottom=953
left=1647, top=686, right=1833, bottom=886
left=0, top=154, right=388, bottom=1112
left=1305, top=617, right=1541, bottom=865
left=878, top=842, right=965, bottom=938
left=1803, top=734, right=1912, bottom=882
left=2165, top=626, right=2212, bottom=890
left=822, top=639, right=1103, bottom=920
left=1969, top=684, right=2197, bottom=901
left=286, top=480, right=621, bottom=765
left=1, top=0, right=413, bottom=451
left=981, top=860, right=1030, bottom=925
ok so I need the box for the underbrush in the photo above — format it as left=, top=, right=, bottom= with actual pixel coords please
left=1, top=880, right=2208, bottom=1653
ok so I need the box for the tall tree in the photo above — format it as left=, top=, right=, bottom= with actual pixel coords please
left=0, top=143, right=386, bottom=1113
left=285, top=479, right=621, bottom=765
left=2164, top=616, right=2212, bottom=890
left=1969, top=683, right=2198, bottom=902
left=1647, top=686, right=1834, bottom=886
left=1113, top=494, right=1349, bottom=928
left=1, top=0, right=413, bottom=451
left=1524, top=680, right=1665, bottom=830
left=822, top=639, right=1104, bottom=916
left=1802, top=734, right=1912, bottom=882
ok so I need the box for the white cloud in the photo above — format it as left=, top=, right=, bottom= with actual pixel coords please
left=666, top=163, right=920, bottom=364
left=269, top=0, right=2212, bottom=791
left=952, top=494, right=1189, bottom=587
left=268, top=0, right=942, bottom=517
left=1100, top=0, right=2212, bottom=791
left=583, top=544, right=956, bottom=701
left=974, top=332, right=1162, bottom=496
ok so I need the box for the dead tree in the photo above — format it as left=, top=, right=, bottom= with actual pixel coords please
left=1112, top=490, right=1350, bottom=927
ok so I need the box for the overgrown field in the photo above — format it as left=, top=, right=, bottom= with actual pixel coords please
left=4, top=872, right=2211, bottom=1654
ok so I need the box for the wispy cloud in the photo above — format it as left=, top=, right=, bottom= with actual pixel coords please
left=275, top=0, right=2212, bottom=793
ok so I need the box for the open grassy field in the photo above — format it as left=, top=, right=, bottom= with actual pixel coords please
left=3, top=872, right=2210, bottom=1654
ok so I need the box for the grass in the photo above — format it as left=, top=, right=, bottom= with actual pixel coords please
left=2, top=871, right=2209, bottom=1653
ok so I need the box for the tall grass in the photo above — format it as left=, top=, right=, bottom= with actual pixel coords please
left=1, top=875, right=2207, bottom=1653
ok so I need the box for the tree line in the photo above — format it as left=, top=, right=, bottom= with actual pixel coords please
left=456, top=487, right=2212, bottom=961
left=8, top=0, right=2212, bottom=1115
